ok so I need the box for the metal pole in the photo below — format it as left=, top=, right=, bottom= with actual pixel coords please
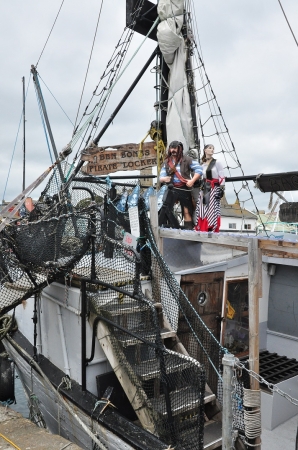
left=183, top=15, right=200, bottom=156
left=160, top=54, right=169, bottom=145
left=81, top=280, right=87, bottom=391
left=93, top=47, right=158, bottom=145
left=222, top=353, right=235, bottom=450
left=22, top=76, right=26, bottom=191
left=31, top=65, right=64, bottom=182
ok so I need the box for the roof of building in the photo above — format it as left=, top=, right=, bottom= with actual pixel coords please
left=220, top=197, right=257, bottom=219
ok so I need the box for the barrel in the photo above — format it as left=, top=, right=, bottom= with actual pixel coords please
left=279, top=202, right=298, bottom=223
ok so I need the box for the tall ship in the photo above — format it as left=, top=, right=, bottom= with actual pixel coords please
left=1, top=1, right=298, bottom=449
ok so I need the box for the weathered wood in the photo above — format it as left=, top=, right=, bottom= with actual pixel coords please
left=258, top=245, right=263, bottom=298
left=257, top=171, right=298, bottom=192
left=258, top=238, right=298, bottom=250
left=259, top=239, right=298, bottom=259
left=248, top=239, right=261, bottom=449
left=92, top=313, right=156, bottom=434
left=248, top=239, right=260, bottom=390
left=261, top=249, right=298, bottom=259
left=149, top=195, right=162, bottom=253
left=159, top=228, right=249, bottom=251
left=81, top=142, right=157, bottom=175
left=140, top=166, right=153, bottom=187
left=279, top=202, right=298, bottom=222
left=159, top=229, right=298, bottom=258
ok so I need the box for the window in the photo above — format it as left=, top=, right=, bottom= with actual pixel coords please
left=244, top=224, right=251, bottom=230
left=229, top=223, right=236, bottom=229
left=224, top=279, right=249, bottom=356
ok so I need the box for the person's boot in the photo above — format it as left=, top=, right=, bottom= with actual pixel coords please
left=183, top=220, right=193, bottom=230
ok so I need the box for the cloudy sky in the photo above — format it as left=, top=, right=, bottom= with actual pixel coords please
left=0, top=0, right=297, bottom=212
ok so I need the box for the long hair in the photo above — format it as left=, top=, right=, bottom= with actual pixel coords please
left=165, top=140, right=184, bottom=163
left=201, top=144, right=214, bottom=163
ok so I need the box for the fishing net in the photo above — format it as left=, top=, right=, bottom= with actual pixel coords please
left=0, top=162, right=248, bottom=449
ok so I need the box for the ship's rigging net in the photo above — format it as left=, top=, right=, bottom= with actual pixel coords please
left=0, top=167, right=248, bottom=446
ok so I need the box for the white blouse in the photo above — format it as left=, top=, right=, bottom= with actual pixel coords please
left=202, top=160, right=225, bottom=185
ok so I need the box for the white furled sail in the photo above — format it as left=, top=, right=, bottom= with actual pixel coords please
left=157, top=0, right=195, bottom=154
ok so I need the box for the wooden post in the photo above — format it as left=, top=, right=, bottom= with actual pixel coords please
left=140, top=167, right=153, bottom=187
left=248, top=238, right=261, bottom=449
left=149, top=195, right=162, bottom=254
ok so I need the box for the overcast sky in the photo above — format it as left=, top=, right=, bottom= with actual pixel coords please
left=0, top=0, right=297, bottom=213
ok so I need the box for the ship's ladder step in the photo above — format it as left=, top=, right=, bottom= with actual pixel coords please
left=89, top=289, right=222, bottom=448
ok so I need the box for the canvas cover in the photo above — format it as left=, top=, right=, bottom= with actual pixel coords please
left=157, top=0, right=195, bottom=154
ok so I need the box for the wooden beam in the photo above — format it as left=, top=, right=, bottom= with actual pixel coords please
left=248, top=239, right=260, bottom=387
left=259, top=238, right=298, bottom=250
left=150, top=196, right=162, bottom=253
left=159, top=228, right=249, bottom=251
left=261, top=249, right=298, bottom=259
left=248, top=238, right=261, bottom=449
left=92, top=313, right=156, bottom=434
left=259, top=239, right=298, bottom=258
left=158, top=229, right=298, bottom=258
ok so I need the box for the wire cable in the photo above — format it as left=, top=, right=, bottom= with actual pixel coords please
left=278, top=0, right=298, bottom=47
left=35, top=0, right=65, bottom=67
left=73, top=0, right=105, bottom=133
left=38, top=75, right=74, bottom=126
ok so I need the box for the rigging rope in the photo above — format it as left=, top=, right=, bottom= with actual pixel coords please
left=185, top=3, right=269, bottom=236
left=35, top=0, right=65, bottom=67
left=71, top=0, right=147, bottom=160
left=38, top=75, right=74, bottom=126
left=6, top=335, right=107, bottom=450
left=278, top=0, right=298, bottom=47
left=73, top=0, right=105, bottom=133
left=69, top=15, right=160, bottom=150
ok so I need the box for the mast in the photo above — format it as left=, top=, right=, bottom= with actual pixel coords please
left=183, top=12, right=200, bottom=158
left=22, top=76, right=26, bottom=191
left=31, top=65, right=65, bottom=183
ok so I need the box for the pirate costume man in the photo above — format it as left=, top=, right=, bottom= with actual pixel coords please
left=159, top=141, right=203, bottom=229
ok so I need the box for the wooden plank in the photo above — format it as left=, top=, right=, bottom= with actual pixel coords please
left=259, top=238, right=298, bottom=250
left=258, top=245, right=263, bottom=298
left=257, top=171, right=298, bottom=192
left=248, top=238, right=261, bottom=449
left=81, top=142, right=157, bottom=175
left=149, top=195, right=162, bottom=253
left=261, top=249, right=298, bottom=259
left=92, top=313, right=156, bottom=434
left=159, top=228, right=249, bottom=251
left=248, top=239, right=260, bottom=390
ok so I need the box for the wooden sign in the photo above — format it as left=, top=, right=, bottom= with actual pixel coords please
left=257, top=171, right=298, bottom=192
left=81, top=142, right=157, bottom=175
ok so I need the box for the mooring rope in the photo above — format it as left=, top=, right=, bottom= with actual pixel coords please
left=0, top=433, right=21, bottom=450
left=243, top=388, right=262, bottom=445
left=5, top=335, right=107, bottom=450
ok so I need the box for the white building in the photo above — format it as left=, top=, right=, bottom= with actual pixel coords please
left=220, top=197, right=257, bottom=233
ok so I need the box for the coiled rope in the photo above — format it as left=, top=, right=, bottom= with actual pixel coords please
left=243, top=388, right=262, bottom=445
left=0, top=314, right=17, bottom=341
